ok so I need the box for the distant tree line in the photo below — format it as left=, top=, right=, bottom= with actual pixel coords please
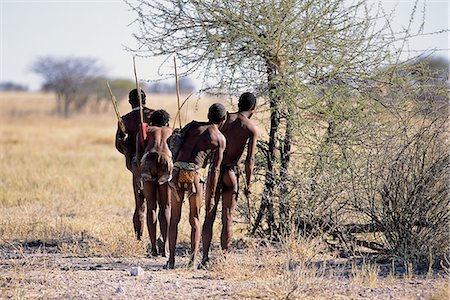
left=147, top=77, right=195, bottom=94
left=30, top=56, right=197, bottom=117
left=0, top=81, right=29, bottom=91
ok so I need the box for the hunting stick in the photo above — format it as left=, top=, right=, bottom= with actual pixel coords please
left=173, top=56, right=182, bottom=128
left=106, top=81, right=127, bottom=136
left=171, top=93, right=193, bottom=129
left=238, top=165, right=253, bottom=229
left=132, top=56, right=147, bottom=148
left=133, top=56, right=144, bottom=124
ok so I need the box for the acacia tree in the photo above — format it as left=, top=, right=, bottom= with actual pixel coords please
left=31, top=56, right=103, bottom=117
left=127, top=0, right=449, bottom=258
left=127, top=0, right=397, bottom=231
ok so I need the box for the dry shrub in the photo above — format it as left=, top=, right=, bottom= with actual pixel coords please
left=211, top=236, right=331, bottom=280
left=373, top=119, right=449, bottom=267
left=210, top=237, right=332, bottom=299
left=209, top=239, right=284, bottom=280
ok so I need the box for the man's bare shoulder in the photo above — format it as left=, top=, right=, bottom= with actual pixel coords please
left=162, top=126, right=173, bottom=136
left=228, top=113, right=258, bottom=134
left=246, top=119, right=259, bottom=136
left=121, top=110, right=136, bottom=120
left=226, top=112, right=239, bottom=122
left=239, top=113, right=258, bottom=133
left=215, top=127, right=226, bottom=142
left=148, top=126, right=172, bottom=133
left=205, top=124, right=225, bottom=145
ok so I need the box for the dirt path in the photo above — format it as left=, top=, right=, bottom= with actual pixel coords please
left=0, top=246, right=447, bottom=299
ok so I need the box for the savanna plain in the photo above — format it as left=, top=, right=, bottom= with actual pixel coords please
left=0, top=92, right=448, bottom=299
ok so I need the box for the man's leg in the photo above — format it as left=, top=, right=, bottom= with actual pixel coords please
left=158, top=181, right=171, bottom=257
left=201, top=185, right=220, bottom=264
left=168, top=185, right=184, bottom=269
left=132, top=165, right=145, bottom=240
left=143, top=180, right=158, bottom=256
left=188, top=175, right=203, bottom=268
left=221, top=169, right=238, bottom=253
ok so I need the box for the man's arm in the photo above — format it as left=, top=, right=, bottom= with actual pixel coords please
left=115, top=123, right=127, bottom=154
left=244, top=127, right=258, bottom=196
left=207, top=134, right=226, bottom=202
left=115, top=123, right=133, bottom=171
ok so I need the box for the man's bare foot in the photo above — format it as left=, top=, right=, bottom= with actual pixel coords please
left=187, top=256, right=199, bottom=270
left=147, top=244, right=158, bottom=257
left=157, top=237, right=165, bottom=257
left=198, top=257, right=210, bottom=270
left=135, top=232, right=142, bottom=241
left=165, top=259, right=175, bottom=269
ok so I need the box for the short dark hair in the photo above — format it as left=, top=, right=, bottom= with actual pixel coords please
left=129, top=89, right=146, bottom=106
left=238, top=92, right=256, bottom=112
left=208, top=103, right=227, bottom=124
left=150, top=109, right=170, bottom=127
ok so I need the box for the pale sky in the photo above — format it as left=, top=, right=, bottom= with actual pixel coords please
left=0, top=0, right=448, bottom=91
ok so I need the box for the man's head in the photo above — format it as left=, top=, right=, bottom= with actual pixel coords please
left=208, top=103, right=227, bottom=125
left=150, top=109, right=170, bottom=127
left=129, top=89, right=146, bottom=107
left=238, top=92, right=256, bottom=115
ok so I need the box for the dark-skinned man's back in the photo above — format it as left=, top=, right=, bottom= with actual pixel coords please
left=168, top=103, right=227, bottom=270
left=176, top=122, right=223, bottom=167
left=221, top=112, right=258, bottom=167
left=201, top=92, right=258, bottom=267
left=114, top=89, right=153, bottom=241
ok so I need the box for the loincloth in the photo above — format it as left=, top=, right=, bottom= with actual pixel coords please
left=140, top=152, right=173, bottom=185
left=171, top=161, right=204, bottom=199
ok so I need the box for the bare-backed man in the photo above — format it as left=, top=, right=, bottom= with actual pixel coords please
left=202, top=92, right=258, bottom=266
left=115, top=89, right=153, bottom=240
left=167, top=103, right=227, bottom=269
left=138, top=110, right=173, bottom=257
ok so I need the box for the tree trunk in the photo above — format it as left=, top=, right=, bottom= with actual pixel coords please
left=63, top=96, right=70, bottom=118
left=56, top=93, right=63, bottom=115
left=279, top=110, right=293, bottom=235
left=252, top=63, right=279, bottom=237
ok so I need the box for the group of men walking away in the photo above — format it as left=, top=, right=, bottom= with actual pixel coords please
left=115, top=90, right=258, bottom=269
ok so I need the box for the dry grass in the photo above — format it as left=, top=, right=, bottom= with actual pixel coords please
left=0, top=91, right=225, bottom=257
left=428, top=282, right=450, bottom=300
left=0, top=92, right=447, bottom=299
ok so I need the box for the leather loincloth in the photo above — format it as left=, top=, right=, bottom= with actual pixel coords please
left=140, top=152, right=173, bottom=185
left=172, top=161, right=202, bottom=199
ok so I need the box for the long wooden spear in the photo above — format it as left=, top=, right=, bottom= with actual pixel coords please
left=172, top=93, right=193, bottom=129
left=106, top=81, right=127, bottom=136
left=173, top=56, right=182, bottom=128
left=133, top=56, right=148, bottom=148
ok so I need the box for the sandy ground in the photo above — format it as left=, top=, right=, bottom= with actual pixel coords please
left=1, top=244, right=447, bottom=300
